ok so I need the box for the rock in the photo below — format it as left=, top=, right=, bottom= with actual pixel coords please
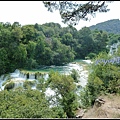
left=95, top=98, right=105, bottom=107
left=76, top=108, right=86, bottom=118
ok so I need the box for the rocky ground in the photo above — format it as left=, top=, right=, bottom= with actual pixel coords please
left=76, top=93, right=120, bottom=118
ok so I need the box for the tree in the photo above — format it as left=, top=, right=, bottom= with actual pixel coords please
left=92, top=30, right=109, bottom=53
left=80, top=51, right=120, bottom=108
left=13, top=43, right=27, bottom=68
left=0, top=88, right=65, bottom=118
left=77, top=27, right=94, bottom=58
left=11, top=26, right=23, bottom=44
left=43, top=1, right=113, bottom=26
left=71, top=69, right=79, bottom=83
left=48, top=71, right=78, bottom=118
left=61, top=33, right=73, bottom=46
left=0, top=48, right=9, bottom=74
left=21, top=25, right=36, bottom=44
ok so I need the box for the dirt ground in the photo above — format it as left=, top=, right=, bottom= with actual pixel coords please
left=76, top=94, right=120, bottom=118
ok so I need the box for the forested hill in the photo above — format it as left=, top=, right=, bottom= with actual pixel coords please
left=89, top=19, right=120, bottom=34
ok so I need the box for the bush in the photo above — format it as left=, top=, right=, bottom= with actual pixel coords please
left=80, top=51, right=120, bottom=108
left=23, top=80, right=36, bottom=89
left=87, top=52, right=96, bottom=59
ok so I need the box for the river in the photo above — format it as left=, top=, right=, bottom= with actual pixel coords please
left=0, top=60, right=92, bottom=96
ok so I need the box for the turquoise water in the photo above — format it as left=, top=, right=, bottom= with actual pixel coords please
left=23, top=59, right=90, bottom=74
left=38, top=65, right=70, bottom=73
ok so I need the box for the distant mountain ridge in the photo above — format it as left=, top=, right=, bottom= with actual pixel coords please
left=89, top=19, right=120, bottom=34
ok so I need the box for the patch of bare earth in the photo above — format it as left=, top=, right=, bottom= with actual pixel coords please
left=76, top=94, right=120, bottom=118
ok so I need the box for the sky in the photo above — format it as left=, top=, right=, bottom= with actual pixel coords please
left=0, top=1, right=120, bottom=30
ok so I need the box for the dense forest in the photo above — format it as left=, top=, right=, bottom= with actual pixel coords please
left=1, top=21, right=120, bottom=76
left=89, top=19, right=120, bottom=34
left=0, top=21, right=120, bottom=118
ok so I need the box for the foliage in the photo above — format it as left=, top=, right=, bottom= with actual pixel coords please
left=80, top=51, right=120, bottom=108
left=47, top=71, right=79, bottom=118
left=36, top=77, right=46, bottom=93
left=0, top=15, right=120, bottom=119
left=0, top=21, right=119, bottom=77
left=70, top=69, right=79, bottom=83
left=90, top=19, right=120, bottom=34
left=23, top=80, right=36, bottom=89
left=0, top=88, right=66, bottom=118
left=43, top=1, right=112, bottom=26
left=87, top=52, right=97, bottom=59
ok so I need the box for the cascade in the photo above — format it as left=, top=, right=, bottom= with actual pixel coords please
left=43, top=74, right=49, bottom=81
left=109, top=41, right=120, bottom=55
left=10, top=69, right=20, bottom=78
left=109, top=47, right=113, bottom=55
left=29, top=74, right=35, bottom=80
left=14, top=81, right=24, bottom=88
left=0, top=74, right=10, bottom=91
left=0, top=60, right=91, bottom=93
left=19, top=72, right=27, bottom=79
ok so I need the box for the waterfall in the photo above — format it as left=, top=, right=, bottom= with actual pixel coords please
left=14, top=81, right=24, bottom=88
left=10, top=69, right=27, bottom=80
left=0, top=60, right=91, bottom=92
left=31, top=85, right=36, bottom=90
left=29, top=74, right=35, bottom=80
left=109, top=41, right=120, bottom=56
left=78, top=70, right=89, bottom=87
left=109, top=47, right=113, bottom=55
left=14, top=69, right=20, bottom=74
left=43, top=74, right=49, bottom=81
left=10, top=69, right=20, bottom=78
left=19, top=72, right=27, bottom=79
left=0, top=74, right=10, bottom=91
left=67, top=63, right=83, bottom=76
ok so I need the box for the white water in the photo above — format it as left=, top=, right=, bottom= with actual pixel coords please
left=0, top=60, right=91, bottom=97
left=82, top=60, right=93, bottom=64
left=44, top=60, right=91, bottom=107
left=108, top=41, right=120, bottom=56
left=29, top=74, right=35, bottom=80
left=0, top=60, right=91, bottom=108
left=0, top=74, right=10, bottom=91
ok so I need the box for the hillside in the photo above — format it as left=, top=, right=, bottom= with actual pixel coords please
left=76, top=94, right=120, bottom=118
left=89, top=19, right=120, bottom=34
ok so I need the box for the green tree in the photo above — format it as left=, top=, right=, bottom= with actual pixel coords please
left=80, top=51, right=120, bottom=108
left=35, top=38, right=45, bottom=65
left=92, top=30, right=109, bottom=53
left=21, top=25, right=36, bottom=44
left=77, top=27, right=94, bottom=58
left=0, top=88, right=65, bottom=118
left=13, top=43, right=27, bottom=68
left=0, top=48, right=9, bottom=75
left=48, top=71, right=78, bottom=118
left=61, top=33, right=73, bottom=46
left=11, top=26, right=23, bottom=44
left=53, top=44, right=75, bottom=65
left=71, top=69, right=79, bottom=83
